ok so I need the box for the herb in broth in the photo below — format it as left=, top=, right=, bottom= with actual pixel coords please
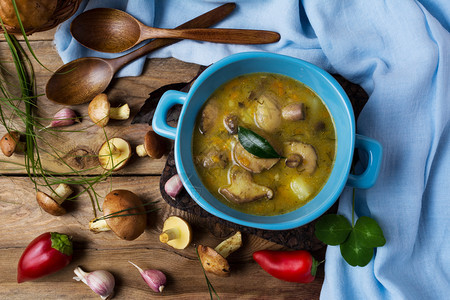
left=192, top=73, right=336, bottom=216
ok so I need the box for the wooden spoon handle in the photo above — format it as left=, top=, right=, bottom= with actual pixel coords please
left=109, top=3, right=236, bottom=71
left=141, top=28, right=281, bottom=45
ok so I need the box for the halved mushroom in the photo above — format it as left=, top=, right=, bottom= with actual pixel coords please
left=98, top=137, right=132, bottom=171
left=159, top=216, right=192, bottom=249
left=36, top=183, right=73, bottom=216
left=0, top=131, right=25, bottom=157
left=284, top=141, right=318, bottom=175
left=197, top=231, right=242, bottom=277
left=219, top=166, right=273, bottom=204
left=88, top=93, right=130, bottom=127
left=282, top=103, right=305, bottom=121
left=199, top=101, right=219, bottom=134
left=136, top=129, right=170, bottom=159
left=232, top=142, right=279, bottom=173
left=255, top=92, right=281, bottom=133
left=89, top=189, right=147, bottom=240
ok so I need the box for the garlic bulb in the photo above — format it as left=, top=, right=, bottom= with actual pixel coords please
left=73, top=266, right=115, bottom=299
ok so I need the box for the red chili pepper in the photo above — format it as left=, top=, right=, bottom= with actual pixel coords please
left=17, top=232, right=73, bottom=283
left=253, top=250, right=319, bottom=283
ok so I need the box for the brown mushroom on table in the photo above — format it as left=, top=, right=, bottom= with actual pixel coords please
left=98, top=137, right=132, bottom=171
left=136, top=130, right=169, bottom=159
left=0, top=131, right=25, bottom=157
left=159, top=216, right=192, bottom=249
left=36, top=183, right=73, bottom=216
left=88, top=93, right=130, bottom=127
left=89, top=189, right=147, bottom=240
left=219, top=166, right=273, bottom=204
left=197, top=231, right=242, bottom=277
left=284, top=141, right=318, bottom=175
left=232, top=141, right=279, bottom=173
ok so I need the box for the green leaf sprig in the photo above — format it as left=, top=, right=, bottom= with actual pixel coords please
left=315, top=189, right=385, bottom=266
left=237, top=126, right=283, bottom=159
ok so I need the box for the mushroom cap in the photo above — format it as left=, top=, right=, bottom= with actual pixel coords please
left=103, top=190, right=146, bottom=240
left=88, top=93, right=110, bottom=127
left=98, top=137, right=132, bottom=171
left=161, top=216, right=192, bottom=249
left=36, top=191, right=66, bottom=216
left=144, top=130, right=168, bottom=159
left=0, top=131, right=20, bottom=157
left=197, top=245, right=230, bottom=277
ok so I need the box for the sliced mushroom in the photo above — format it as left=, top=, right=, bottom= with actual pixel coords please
left=284, top=141, right=318, bottom=175
left=219, top=166, right=273, bottom=204
left=136, top=129, right=170, bottom=159
left=195, top=148, right=228, bottom=169
left=232, top=142, right=279, bottom=173
left=255, top=92, right=281, bottom=133
left=199, top=101, right=219, bottom=134
left=0, top=131, right=25, bottom=157
left=223, top=114, right=238, bottom=134
left=36, top=183, right=73, bottom=216
left=282, top=103, right=305, bottom=121
left=197, top=231, right=242, bottom=277
left=89, top=190, right=146, bottom=240
left=285, top=153, right=303, bottom=168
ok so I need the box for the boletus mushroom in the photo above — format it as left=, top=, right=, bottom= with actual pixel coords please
left=136, top=130, right=169, bottom=159
left=232, top=142, right=279, bottom=174
left=36, top=183, right=73, bottom=216
left=89, top=189, right=147, bottom=240
left=219, top=166, right=273, bottom=204
left=88, top=93, right=130, bottom=127
left=255, top=92, right=282, bottom=133
left=159, top=216, right=192, bottom=249
left=197, top=231, right=242, bottom=277
left=284, top=141, right=318, bottom=175
left=0, top=131, right=25, bottom=157
left=98, top=137, right=132, bottom=171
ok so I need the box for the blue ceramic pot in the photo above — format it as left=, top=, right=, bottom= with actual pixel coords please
left=153, top=52, right=382, bottom=230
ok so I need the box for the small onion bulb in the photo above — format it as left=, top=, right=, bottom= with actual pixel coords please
left=73, top=266, right=115, bottom=299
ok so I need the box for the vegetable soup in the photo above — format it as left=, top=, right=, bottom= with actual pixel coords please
left=192, top=73, right=336, bottom=216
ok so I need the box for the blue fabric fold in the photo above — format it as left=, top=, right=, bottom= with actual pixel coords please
left=54, top=0, right=450, bottom=298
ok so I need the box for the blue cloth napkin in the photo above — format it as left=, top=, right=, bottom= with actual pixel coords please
left=55, top=0, right=450, bottom=299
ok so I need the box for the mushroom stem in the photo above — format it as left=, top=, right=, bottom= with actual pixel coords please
left=159, top=228, right=180, bottom=244
left=89, top=218, right=111, bottom=233
left=214, top=231, right=242, bottom=258
left=109, top=104, right=130, bottom=120
left=136, top=144, right=147, bottom=157
left=49, top=183, right=73, bottom=205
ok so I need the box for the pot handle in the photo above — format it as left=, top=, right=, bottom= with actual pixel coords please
left=152, top=90, right=187, bottom=140
left=346, top=134, right=383, bottom=189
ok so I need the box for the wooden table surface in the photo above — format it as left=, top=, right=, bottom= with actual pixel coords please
left=0, top=29, right=325, bottom=299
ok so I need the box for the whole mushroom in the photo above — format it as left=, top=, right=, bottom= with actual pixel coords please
left=0, top=131, right=25, bottom=157
left=197, top=231, right=242, bottom=277
left=98, top=137, right=132, bottom=171
left=88, top=93, right=130, bottom=127
left=36, top=183, right=73, bottom=216
left=135, top=130, right=169, bottom=159
left=89, top=190, right=147, bottom=241
left=159, top=216, right=192, bottom=249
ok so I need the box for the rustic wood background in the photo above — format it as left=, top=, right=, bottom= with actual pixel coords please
left=0, top=29, right=325, bottom=299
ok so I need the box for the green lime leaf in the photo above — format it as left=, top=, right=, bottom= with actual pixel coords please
left=353, top=216, right=386, bottom=248
left=315, top=214, right=352, bottom=245
left=340, top=230, right=374, bottom=267
left=238, top=126, right=283, bottom=159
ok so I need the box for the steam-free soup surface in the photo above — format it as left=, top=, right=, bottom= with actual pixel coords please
left=192, top=73, right=336, bottom=216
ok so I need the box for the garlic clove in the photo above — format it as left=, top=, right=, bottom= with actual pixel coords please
left=49, top=108, right=79, bottom=128
left=129, top=261, right=166, bottom=293
left=164, top=174, right=184, bottom=199
left=74, top=266, right=115, bottom=299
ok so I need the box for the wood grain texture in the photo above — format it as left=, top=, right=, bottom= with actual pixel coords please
left=0, top=28, right=325, bottom=299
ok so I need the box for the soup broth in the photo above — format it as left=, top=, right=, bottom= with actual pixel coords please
left=192, top=73, right=336, bottom=216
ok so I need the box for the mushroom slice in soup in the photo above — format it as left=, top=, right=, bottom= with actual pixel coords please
left=284, top=141, right=318, bottom=175
left=255, top=92, right=282, bottom=133
left=232, top=141, right=279, bottom=173
left=195, top=147, right=229, bottom=169
left=219, top=166, right=273, bottom=204
left=199, top=101, right=219, bottom=134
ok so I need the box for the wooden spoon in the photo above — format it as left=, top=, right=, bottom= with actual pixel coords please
left=46, top=3, right=236, bottom=105
left=70, top=8, right=280, bottom=53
